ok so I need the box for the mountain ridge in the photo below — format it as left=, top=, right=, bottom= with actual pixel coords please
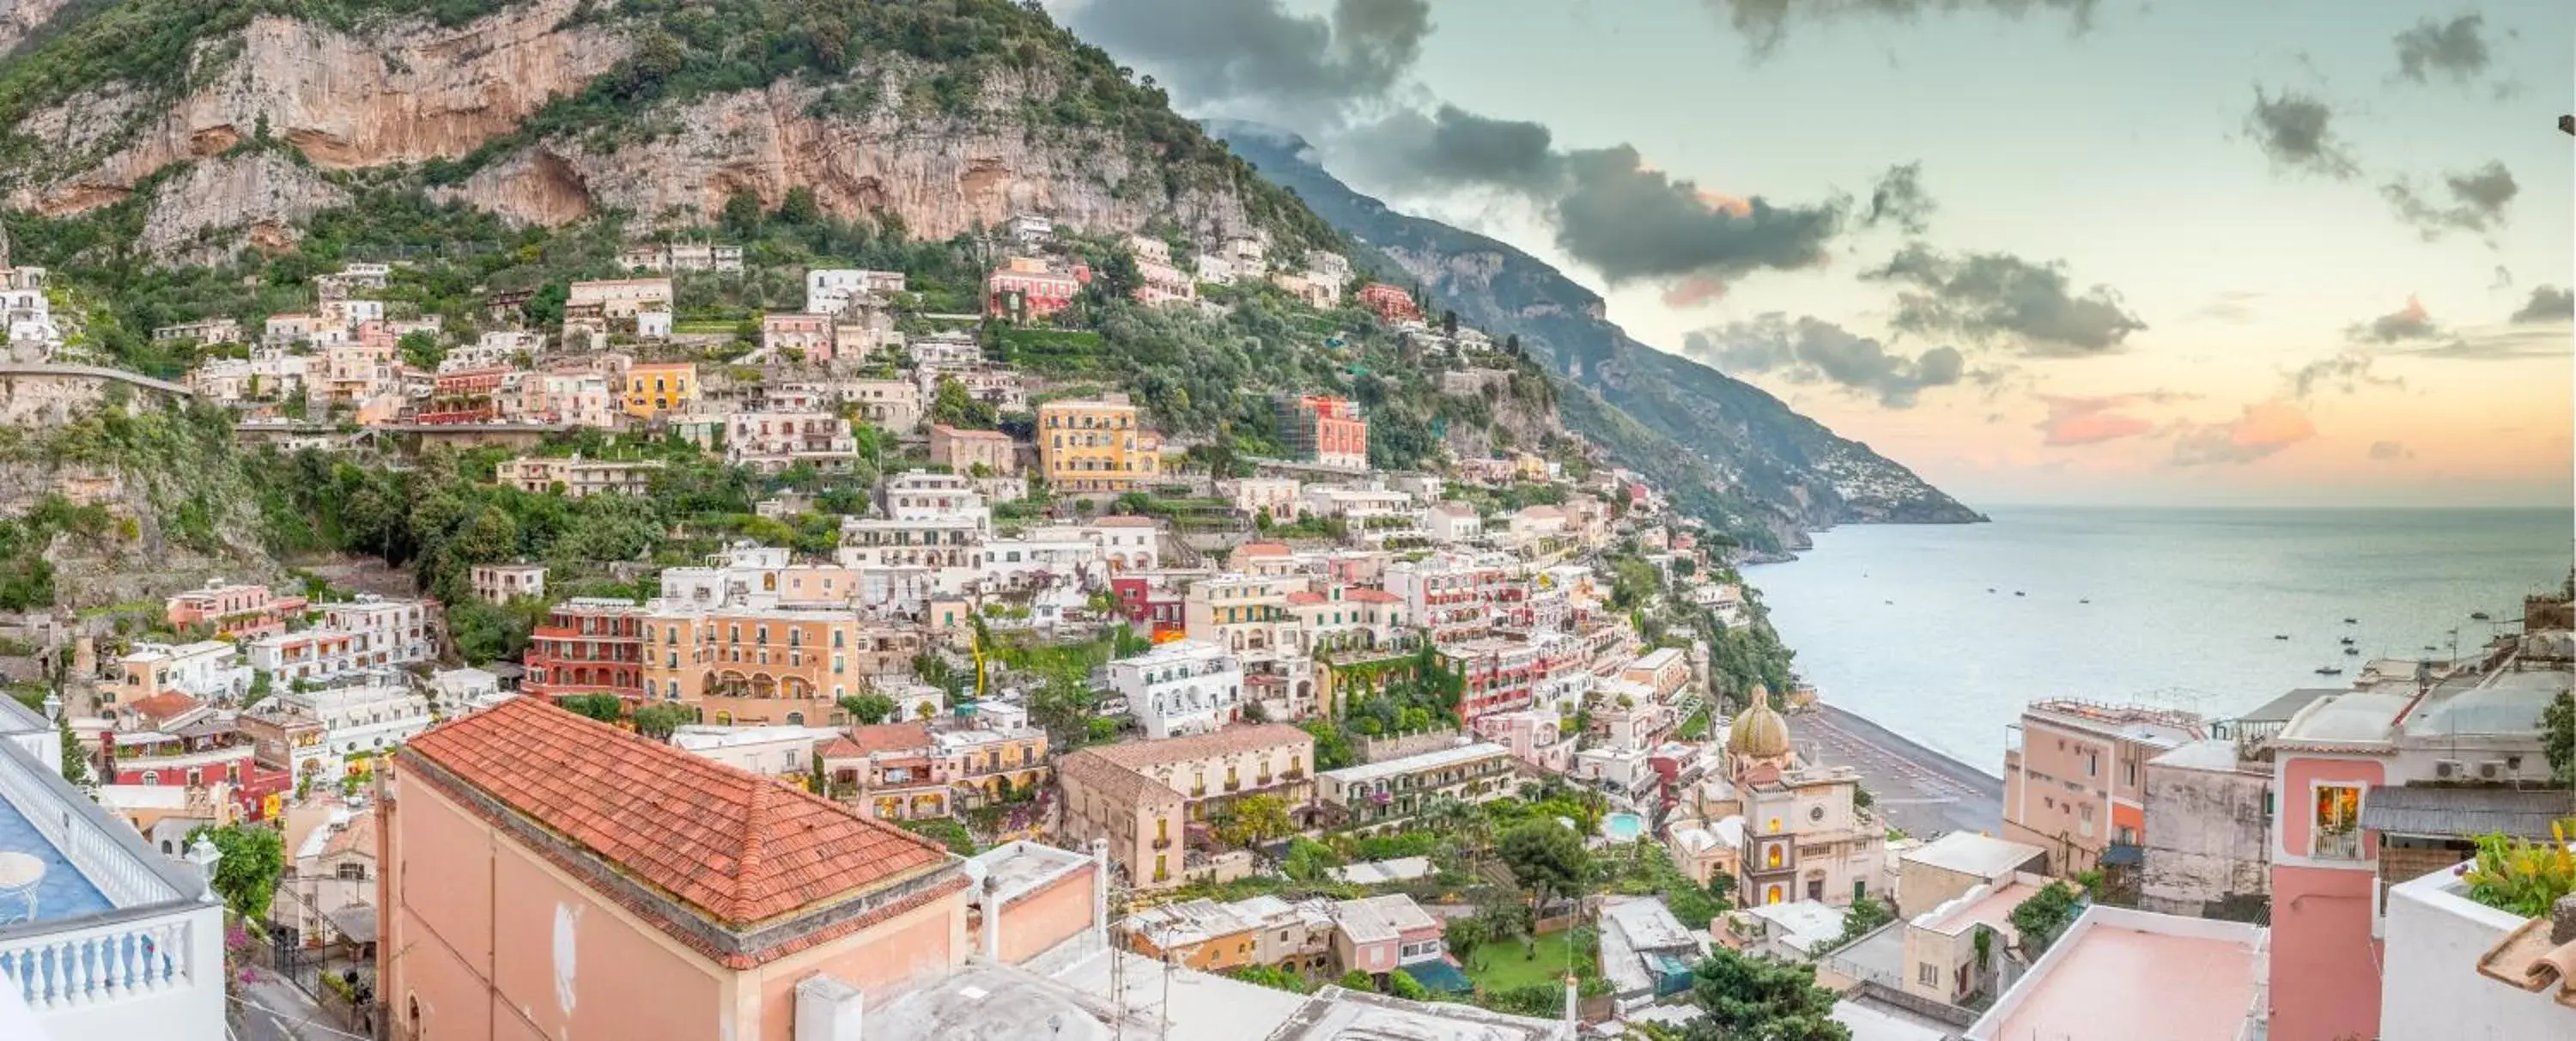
left=1208, top=121, right=1983, bottom=553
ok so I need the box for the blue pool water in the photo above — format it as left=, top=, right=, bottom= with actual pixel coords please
left=0, top=797, right=114, bottom=925
left=1601, top=813, right=1644, bottom=843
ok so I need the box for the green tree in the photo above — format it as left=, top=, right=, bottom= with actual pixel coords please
left=242, top=670, right=274, bottom=710
left=633, top=703, right=691, bottom=739
left=188, top=823, right=285, bottom=922
left=1229, top=964, right=1313, bottom=994
left=1210, top=792, right=1293, bottom=850
left=1336, top=970, right=1375, bottom=992
left=1498, top=819, right=1594, bottom=913
left=57, top=714, right=92, bottom=788
left=2545, top=690, right=2573, bottom=787
left=397, top=330, right=445, bottom=370
left=840, top=692, right=896, bottom=725
left=2008, top=881, right=2086, bottom=957
left=558, top=694, right=625, bottom=724
left=1680, top=948, right=1849, bottom=1041
left=1832, top=894, right=1893, bottom=949
left=1387, top=967, right=1426, bottom=1001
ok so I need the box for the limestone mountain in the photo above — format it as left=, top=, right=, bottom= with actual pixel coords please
left=1210, top=122, right=1984, bottom=550
left=0, top=0, right=1339, bottom=259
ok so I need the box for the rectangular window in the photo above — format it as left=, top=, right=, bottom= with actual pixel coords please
left=2312, top=783, right=2364, bottom=860
left=1919, top=964, right=1939, bottom=986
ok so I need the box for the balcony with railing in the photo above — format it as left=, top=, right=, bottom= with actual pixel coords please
left=0, top=702, right=223, bottom=1041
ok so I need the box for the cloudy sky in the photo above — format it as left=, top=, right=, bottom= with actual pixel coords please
left=1048, top=0, right=2573, bottom=508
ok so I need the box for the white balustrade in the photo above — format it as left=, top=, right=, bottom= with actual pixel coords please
left=0, top=746, right=184, bottom=908
left=0, top=916, right=191, bottom=1010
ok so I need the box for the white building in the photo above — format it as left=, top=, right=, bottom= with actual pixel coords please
left=469, top=563, right=547, bottom=604
left=113, top=641, right=249, bottom=704
left=1107, top=641, right=1244, bottom=740
left=670, top=724, right=846, bottom=778
left=2378, top=861, right=2576, bottom=1041
left=0, top=697, right=227, bottom=1041
left=881, top=471, right=990, bottom=524
left=423, top=667, right=514, bottom=716
left=1225, top=478, right=1303, bottom=523
left=321, top=595, right=436, bottom=667
left=258, top=672, right=434, bottom=781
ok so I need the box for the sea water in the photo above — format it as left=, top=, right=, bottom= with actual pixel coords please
left=1747, top=506, right=2573, bottom=769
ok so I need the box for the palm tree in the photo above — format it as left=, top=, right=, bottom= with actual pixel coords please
left=1421, top=795, right=1491, bottom=858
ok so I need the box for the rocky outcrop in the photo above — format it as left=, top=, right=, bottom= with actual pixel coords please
left=137, top=150, right=349, bottom=263
left=448, top=77, right=1273, bottom=243
left=0, top=0, right=69, bottom=59
left=10, top=0, right=629, bottom=213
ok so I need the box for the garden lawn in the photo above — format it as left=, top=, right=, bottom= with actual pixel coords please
left=1460, top=929, right=1579, bottom=993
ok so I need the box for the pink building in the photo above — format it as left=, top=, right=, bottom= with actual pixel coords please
left=1473, top=709, right=1575, bottom=773
left=1963, top=904, right=2267, bottom=1041
left=166, top=580, right=307, bottom=639
left=987, top=258, right=1081, bottom=319
left=762, top=313, right=835, bottom=362
left=380, top=697, right=975, bottom=1041
left=2001, top=699, right=2204, bottom=874
left=1329, top=894, right=1446, bottom=986
left=2259, top=652, right=2565, bottom=1041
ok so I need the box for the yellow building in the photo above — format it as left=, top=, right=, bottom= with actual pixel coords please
left=623, top=362, right=697, bottom=418
left=1037, top=396, right=1161, bottom=493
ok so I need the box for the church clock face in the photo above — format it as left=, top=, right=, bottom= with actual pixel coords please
left=1810, top=806, right=1826, bottom=823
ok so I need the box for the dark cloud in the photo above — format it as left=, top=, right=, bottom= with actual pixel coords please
left=2245, top=88, right=2359, bottom=180
left=2393, top=14, right=2490, bottom=85
left=1684, top=314, right=1965, bottom=408
left=1860, top=162, right=1935, bottom=235
left=2171, top=401, right=2317, bottom=466
left=1344, top=106, right=1560, bottom=192
left=2381, top=161, right=2518, bottom=240
left=2367, top=440, right=2415, bottom=462
left=1704, top=0, right=2099, bottom=55
left=2510, top=285, right=2573, bottom=325
left=2348, top=295, right=2443, bottom=344
left=1054, top=0, right=1429, bottom=125
left=1346, top=109, right=1848, bottom=285
left=2287, top=350, right=2401, bottom=399
left=1555, top=147, right=1844, bottom=283
left=1862, top=244, right=2146, bottom=356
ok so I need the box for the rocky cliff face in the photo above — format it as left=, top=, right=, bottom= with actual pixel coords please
left=0, top=0, right=68, bottom=59
left=11, top=0, right=629, bottom=218
left=442, top=76, right=1274, bottom=242
left=5, top=0, right=1291, bottom=256
left=138, top=149, right=348, bottom=263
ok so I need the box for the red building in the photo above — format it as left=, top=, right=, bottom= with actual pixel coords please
left=101, top=724, right=293, bottom=820
left=165, top=581, right=307, bottom=640
left=987, top=258, right=1084, bottom=320
left=421, top=366, right=509, bottom=423
left=1280, top=394, right=1370, bottom=469
left=521, top=599, right=647, bottom=703
left=1109, top=577, right=1186, bottom=639
left=1441, top=637, right=1540, bottom=721
left=1357, top=283, right=1422, bottom=323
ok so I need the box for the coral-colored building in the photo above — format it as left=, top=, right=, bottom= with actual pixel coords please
left=1357, top=283, right=1422, bottom=322
left=521, top=598, right=647, bottom=703
left=1279, top=394, right=1369, bottom=470
left=165, top=580, right=307, bottom=640
left=987, top=257, right=1082, bottom=319
left=380, top=697, right=975, bottom=1041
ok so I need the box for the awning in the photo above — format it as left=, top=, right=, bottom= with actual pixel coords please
left=2361, top=786, right=2576, bottom=841
left=325, top=904, right=380, bottom=945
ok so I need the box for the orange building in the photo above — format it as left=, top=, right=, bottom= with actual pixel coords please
left=623, top=361, right=697, bottom=418
left=165, top=581, right=307, bottom=640
left=1036, top=396, right=1162, bottom=494
left=380, top=698, right=974, bottom=1041
left=640, top=608, right=923, bottom=725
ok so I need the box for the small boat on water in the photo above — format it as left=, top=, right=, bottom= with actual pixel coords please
left=2274, top=634, right=2291, bottom=641
left=2343, top=617, right=2358, bottom=624
left=2339, top=636, right=2355, bottom=645
left=2470, top=611, right=2492, bottom=621
left=2079, top=598, right=2091, bottom=604
left=1987, top=587, right=1996, bottom=594
left=2343, top=646, right=2360, bottom=655
left=2014, top=591, right=2026, bottom=597
left=2315, top=666, right=2344, bottom=676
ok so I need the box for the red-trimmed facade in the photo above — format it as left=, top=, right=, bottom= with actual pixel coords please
left=522, top=600, right=647, bottom=703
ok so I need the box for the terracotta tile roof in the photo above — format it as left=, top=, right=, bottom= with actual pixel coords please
left=129, top=692, right=203, bottom=723
left=1344, top=588, right=1400, bottom=603
left=1083, top=722, right=1313, bottom=771
left=1235, top=541, right=1291, bottom=557
left=1286, top=591, right=1327, bottom=606
left=322, top=814, right=377, bottom=861
left=847, top=722, right=933, bottom=757
left=1054, top=750, right=1184, bottom=809
left=402, top=697, right=951, bottom=930
left=814, top=737, right=863, bottom=760
left=2480, top=913, right=2576, bottom=1009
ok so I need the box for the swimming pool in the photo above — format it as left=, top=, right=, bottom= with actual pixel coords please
left=1601, top=813, right=1644, bottom=843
